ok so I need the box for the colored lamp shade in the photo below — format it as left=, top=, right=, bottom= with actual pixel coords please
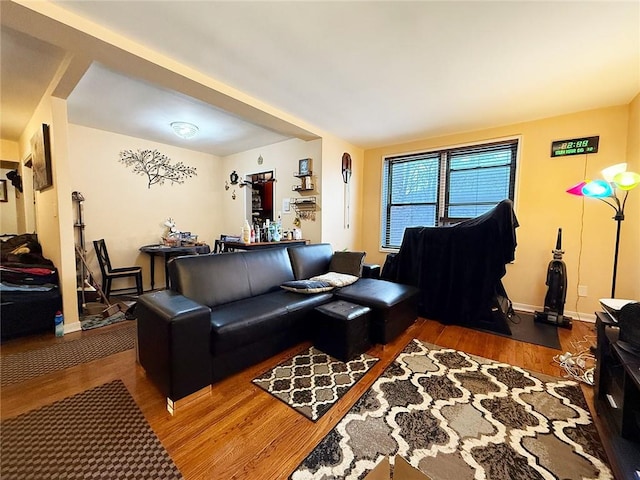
left=582, top=179, right=613, bottom=198
left=566, top=181, right=587, bottom=196
left=601, top=163, right=628, bottom=182
left=613, top=171, right=640, bottom=190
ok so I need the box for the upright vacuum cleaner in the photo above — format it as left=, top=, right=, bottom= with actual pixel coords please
left=534, top=228, right=573, bottom=329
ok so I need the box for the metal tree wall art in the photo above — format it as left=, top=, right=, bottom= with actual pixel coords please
left=119, top=149, right=197, bottom=188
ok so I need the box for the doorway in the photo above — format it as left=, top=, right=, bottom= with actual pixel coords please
left=244, top=170, right=275, bottom=227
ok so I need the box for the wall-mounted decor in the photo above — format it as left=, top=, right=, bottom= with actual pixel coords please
left=119, top=149, right=197, bottom=188
left=31, top=124, right=53, bottom=191
left=298, top=158, right=312, bottom=176
left=0, top=180, right=7, bottom=202
left=551, top=136, right=599, bottom=157
left=342, top=152, right=352, bottom=229
left=6, top=170, right=22, bottom=193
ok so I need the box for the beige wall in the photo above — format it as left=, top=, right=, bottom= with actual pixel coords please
left=624, top=93, right=640, bottom=301
left=318, top=134, right=365, bottom=251
left=0, top=141, right=21, bottom=233
left=363, top=104, right=639, bottom=318
left=67, top=124, right=222, bottom=291
left=16, top=86, right=77, bottom=328
left=0, top=167, right=19, bottom=234
left=222, top=138, right=323, bottom=242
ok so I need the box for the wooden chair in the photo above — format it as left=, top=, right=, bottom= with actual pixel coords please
left=93, top=239, right=143, bottom=298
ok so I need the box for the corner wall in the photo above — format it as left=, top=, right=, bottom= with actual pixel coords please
left=624, top=93, right=640, bottom=301
left=67, top=124, right=222, bottom=291
left=221, top=138, right=322, bottom=242
left=363, top=104, right=638, bottom=318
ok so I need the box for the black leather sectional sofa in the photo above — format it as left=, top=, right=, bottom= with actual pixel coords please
left=136, top=243, right=418, bottom=407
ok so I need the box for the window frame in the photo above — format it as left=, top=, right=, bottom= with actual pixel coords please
left=380, top=136, right=520, bottom=251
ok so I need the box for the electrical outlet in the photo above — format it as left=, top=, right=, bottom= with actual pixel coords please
left=578, top=285, right=588, bottom=297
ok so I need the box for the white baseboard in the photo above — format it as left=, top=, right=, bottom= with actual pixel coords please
left=64, top=321, right=83, bottom=334
left=511, top=302, right=595, bottom=323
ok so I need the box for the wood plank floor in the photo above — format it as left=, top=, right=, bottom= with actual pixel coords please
left=1, top=316, right=605, bottom=480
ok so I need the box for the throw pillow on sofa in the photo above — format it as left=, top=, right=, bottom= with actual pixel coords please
left=329, top=251, right=366, bottom=277
left=311, top=272, right=359, bottom=288
left=281, top=279, right=334, bottom=294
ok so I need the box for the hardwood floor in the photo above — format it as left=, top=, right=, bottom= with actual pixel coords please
left=1, top=316, right=602, bottom=480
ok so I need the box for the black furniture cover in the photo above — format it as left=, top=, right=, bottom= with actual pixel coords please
left=382, top=199, right=518, bottom=334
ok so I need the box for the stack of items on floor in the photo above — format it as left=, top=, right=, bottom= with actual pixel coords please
left=1, top=234, right=62, bottom=340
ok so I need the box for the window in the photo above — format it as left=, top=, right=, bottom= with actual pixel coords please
left=381, top=139, right=518, bottom=249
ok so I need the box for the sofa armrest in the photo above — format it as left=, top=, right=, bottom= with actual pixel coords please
left=136, top=290, right=212, bottom=403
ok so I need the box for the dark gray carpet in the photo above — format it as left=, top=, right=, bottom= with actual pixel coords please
left=1, top=323, right=136, bottom=387
left=0, top=380, right=182, bottom=479
left=506, top=311, right=562, bottom=350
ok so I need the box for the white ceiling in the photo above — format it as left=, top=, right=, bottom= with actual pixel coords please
left=2, top=1, right=639, bottom=155
left=0, top=27, right=65, bottom=140
left=67, top=63, right=292, bottom=157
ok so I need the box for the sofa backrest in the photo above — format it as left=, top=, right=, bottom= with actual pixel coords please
left=287, top=243, right=333, bottom=280
left=168, top=248, right=295, bottom=307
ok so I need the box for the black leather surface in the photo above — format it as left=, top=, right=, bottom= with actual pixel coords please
left=314, top=300, right=372, bottom=362
left=169, top=248, right=295, bottom=307
left=136, top=290, right=212, bottom=400
left=334, top=278, right=419, bottom=344
left=243, top=248, right=296, bottom=296
left=209, top=290, right=332, bottom=354
left=211, top=324, right=309, bottom=382
left=335, top=278, right=419, bottom=308
left=287, top=243, right=333, bottom=280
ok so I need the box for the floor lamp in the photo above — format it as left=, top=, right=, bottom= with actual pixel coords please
left=567, top=163, right=640, bottom=298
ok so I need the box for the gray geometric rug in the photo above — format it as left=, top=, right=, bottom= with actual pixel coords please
left=253, top=346, right=378, bottom=421
left=290, top=339, right=612, bottom=480
left=0, top=380, right=182, bottom=479
left=0, top=323, right=136, bottom=387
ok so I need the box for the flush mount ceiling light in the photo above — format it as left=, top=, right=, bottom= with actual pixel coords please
left=170, top=121, right=199, bottom=139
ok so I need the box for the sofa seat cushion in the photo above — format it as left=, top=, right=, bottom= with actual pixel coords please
left=279, top=289, right=334, bottom=313
left=210, top=290, right=332, bottom=355
left=334, top=278, right=419, bottom=309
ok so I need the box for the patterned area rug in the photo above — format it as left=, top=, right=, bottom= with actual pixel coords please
left=253, top=346, right=379, bottom=421
left=1, top=323, right=136, bottom=387
left=291, top=339, right=611, bottom=480
left=80, top=311, right=128, bottom=330
left=0, top=380, right=182, bottom=479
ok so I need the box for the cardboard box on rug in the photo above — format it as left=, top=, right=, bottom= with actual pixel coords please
left=364, top=456, right=431, bottom=480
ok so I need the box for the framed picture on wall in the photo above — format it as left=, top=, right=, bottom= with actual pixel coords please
left=0, top=180, right=7, bottom=202
left=31, top=123, right=53, bottom=191
left=298, top=158, right=311, bottom=176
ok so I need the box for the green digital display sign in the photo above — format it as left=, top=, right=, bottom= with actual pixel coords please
left=551, top=136, right=599, bottom=157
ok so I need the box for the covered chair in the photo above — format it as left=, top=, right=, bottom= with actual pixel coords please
left=93, top=239, right=143, bottom=298
left=382, top=199, right=519, bottom=335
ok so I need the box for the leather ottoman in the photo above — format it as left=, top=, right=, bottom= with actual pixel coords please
left=334, top=278, right=419, bottom=344
left=314, top=300, right=371, bottom=362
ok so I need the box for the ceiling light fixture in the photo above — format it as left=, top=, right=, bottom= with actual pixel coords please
left=170, top=121, right=199, bottom=139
